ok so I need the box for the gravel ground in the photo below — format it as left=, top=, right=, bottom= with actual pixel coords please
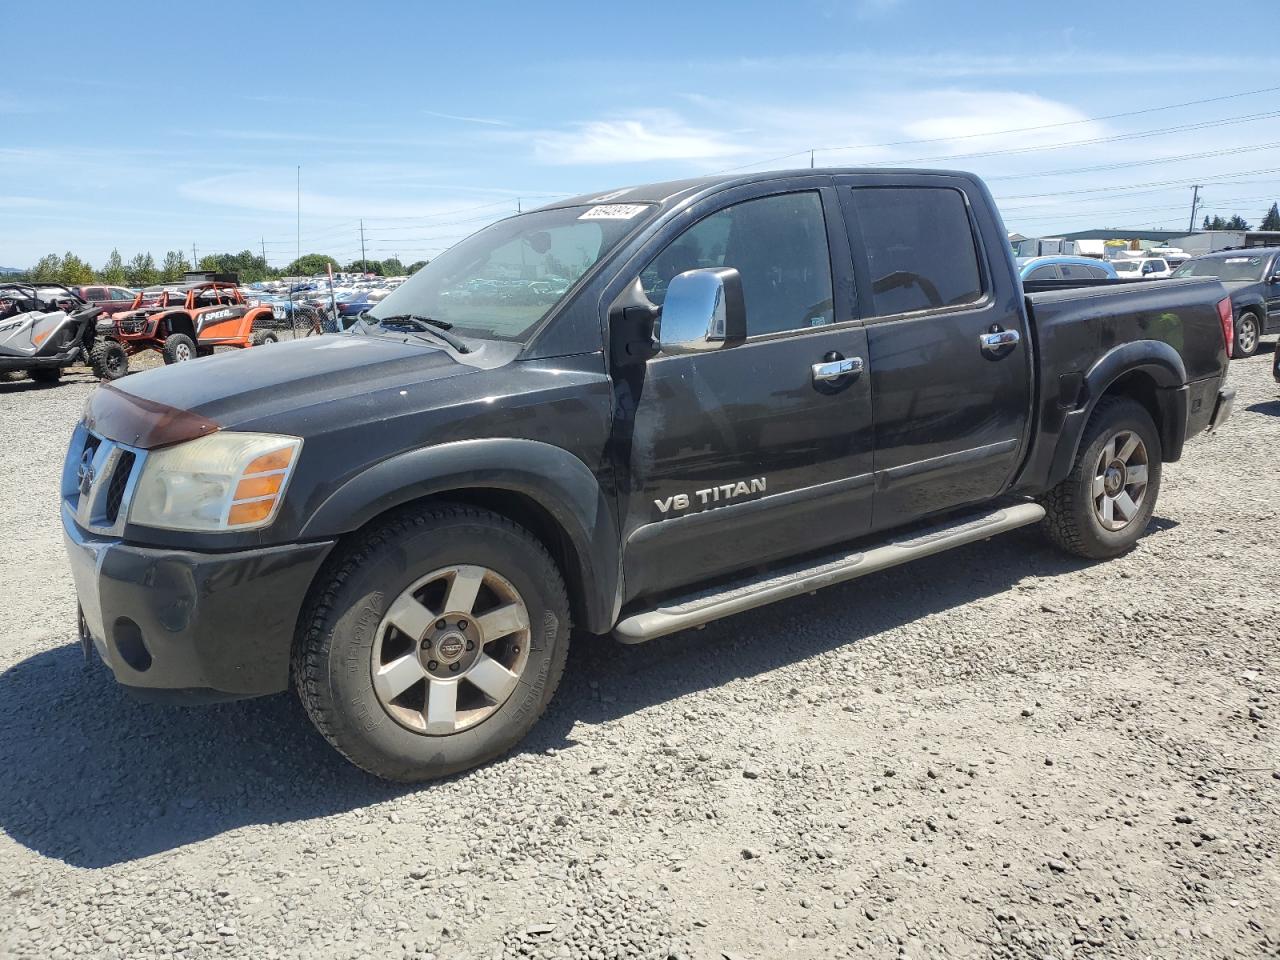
left=0, top=351, right=1277, bottom=960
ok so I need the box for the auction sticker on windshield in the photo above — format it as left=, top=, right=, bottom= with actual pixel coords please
left=579, top=204, right=648, bottom=220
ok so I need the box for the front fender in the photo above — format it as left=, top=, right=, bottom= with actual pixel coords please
left=299, top=438, right=620, bottom=634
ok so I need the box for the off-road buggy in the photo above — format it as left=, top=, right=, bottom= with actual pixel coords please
left=106, top=276, right=278, bottom=366
left=0, top=282, right=126, bottom=384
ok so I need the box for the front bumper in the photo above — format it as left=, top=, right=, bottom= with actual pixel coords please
left=0, top=346, right=79, bottom=371
left=63, top=504, right=334, bottom=701
left=1208, top=386, right=1235, bottom=432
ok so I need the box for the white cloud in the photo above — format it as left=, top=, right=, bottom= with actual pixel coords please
left=531, top=114, right=748, bottom=165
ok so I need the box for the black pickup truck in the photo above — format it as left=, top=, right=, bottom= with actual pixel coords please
left=1171, top=247, right=1280, bottom=358
left=62, top=169, right=1235, bottom=781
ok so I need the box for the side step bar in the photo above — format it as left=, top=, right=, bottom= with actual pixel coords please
left=613, top=501, right=1046, bottom=644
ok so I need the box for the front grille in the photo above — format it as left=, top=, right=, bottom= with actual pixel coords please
left=65, top=427, right=145, bottom=535
left=104, top=451, right=136, bottom=524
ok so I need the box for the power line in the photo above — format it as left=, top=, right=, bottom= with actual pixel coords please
left=715, top=81, right=1280, bottom=174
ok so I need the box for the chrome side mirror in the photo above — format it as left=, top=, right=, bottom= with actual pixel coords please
left=657, top=267, right=746, bottom=351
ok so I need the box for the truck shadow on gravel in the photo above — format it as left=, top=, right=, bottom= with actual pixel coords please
left=0, top=524, right=1138, bottom=867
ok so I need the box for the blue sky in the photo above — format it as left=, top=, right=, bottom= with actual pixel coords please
left=4, top=0, right=1280, bottom=269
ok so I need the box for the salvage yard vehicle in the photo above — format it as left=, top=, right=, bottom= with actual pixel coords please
left=62, top=168, right=1236, bottom=781
left=105, top=278, right=278, bottom=368
left=0, top=282, right=126, bottom=383
left=1171, top=247, right=1280, bottom=358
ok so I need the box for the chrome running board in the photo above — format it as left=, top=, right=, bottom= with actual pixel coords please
left=612, top=501, right=1046, bottom=644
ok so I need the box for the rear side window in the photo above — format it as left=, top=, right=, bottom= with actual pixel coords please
left=1086, top=265, right=1112, bottom=280
left=848, top=187, right=984, bottom=317
left=83, top=287, right=106, bottom=301
left=1058, top=263, right=1089, bottom=280
left=1027, top=265, right=1059, bottom=281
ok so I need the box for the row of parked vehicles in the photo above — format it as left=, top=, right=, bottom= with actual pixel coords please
left=1017, top=247, right=1280, bottom=358
left=0, top=277, right=283, bottom=383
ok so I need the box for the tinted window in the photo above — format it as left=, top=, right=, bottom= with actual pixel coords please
left=110, top=288, right=133, bottom=300
left=641, top=191, right=834, bottom=336
left=1027, top=265, right=1059, bottom=281
left=849, top=187, right=983, bottom=317
left=1086, top=265, right=1112, bottom=279
left=83, top=287, right=106, bottom=301
left=1058, top=263, right=1088, bottom=280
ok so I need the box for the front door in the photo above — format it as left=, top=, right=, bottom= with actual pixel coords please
left=615, top=181, right=877, bottom=603
left=835, top=175, right=1032, bottom=530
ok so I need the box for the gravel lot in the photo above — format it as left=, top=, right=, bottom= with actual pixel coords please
left=1, top=352, right=1277, bottom=960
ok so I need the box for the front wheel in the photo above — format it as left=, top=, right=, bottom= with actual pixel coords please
left=1040, top=397, right=1163, bottom=559
left=89, top=340, right=129, bottom=380
left=293, top=504, right=571, bottom=782
left=252, top=330, right=278, bottom=346
left=28, top=367, right=61, bottom=385
left=1235, top=311, right=1261, bottom=358
left=162, top=333, right=197, bottom=364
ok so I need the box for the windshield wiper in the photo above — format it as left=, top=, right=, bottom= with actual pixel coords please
left=371, top=314, right=471, bottom=353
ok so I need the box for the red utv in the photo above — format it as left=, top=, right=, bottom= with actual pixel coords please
left=106, top=279, right=278, bottom=366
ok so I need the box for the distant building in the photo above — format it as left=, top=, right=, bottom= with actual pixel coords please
left=1011, top=228, right=1280, bottom=260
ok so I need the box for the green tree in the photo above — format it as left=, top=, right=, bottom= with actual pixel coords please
left=58, top=252, right=95, bottom=285
left=407, top=260, right=429, bottom=274
left=283, top=253, right=340, bottom=276
left=1225, top=214, right=1252, bottom=231
left=1202, top=215, right=1213, bottom=230
left=345, top=259, right=384, bottom=275
left=197, top=254, right=220, bottom=272
left=29, top=254, right=62, bottom=282
left=381, top=257, right=405, bottom=276
left=1261, top=202, right=1280, bottom=231
left=126, top=252, right=159, bottom=287
left=100, top=249, right=127, bottom=285
left=160, top=250, right=191, bottom=282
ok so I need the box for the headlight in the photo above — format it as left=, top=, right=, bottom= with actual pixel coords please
left=129, top=432, right=302, bottom=532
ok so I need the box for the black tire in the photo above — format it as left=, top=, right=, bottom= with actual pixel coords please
left=162, top=333, right=197, bottom=364
left=1235, top=311, right=1261, bottom=358
left=1040, top=397, right=1163, bottom=560
left=28, top=367, right=61, bottom=385
left=292, top=504, right=571, bottom=782
left=252, top=330, right=278, bottom=346
left=88, top=340, right=129, bottom=380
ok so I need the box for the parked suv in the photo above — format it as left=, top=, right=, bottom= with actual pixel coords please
left=1172, top=248, right=1280, bottom=357
left=63, top=168, right=1234, bottom=781
left=1111, top=257, right=1172, bottom=281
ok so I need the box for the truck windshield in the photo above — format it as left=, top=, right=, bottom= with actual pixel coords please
left=1171, top=255, right=1267, bottom=281
left=365, top=204, right=654, bottom=343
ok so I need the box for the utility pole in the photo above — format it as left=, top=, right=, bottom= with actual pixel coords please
left=296, top=165, right=301, bottom=265
left=517, top=197, right=522, bottom=214
left=192, top=243, right=197, bottom=269
left=810, top=149, right=815, bottom=169
left=1188, top=184, right=1202, bottom=232
left=360, top=219, right=367, bottom=272
left=260, top=237, right=267, bottom=265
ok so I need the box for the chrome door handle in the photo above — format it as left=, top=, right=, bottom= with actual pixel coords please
left=811, top=356, right=864, bottom=382
left=980, top=329, right=1020, bottom=355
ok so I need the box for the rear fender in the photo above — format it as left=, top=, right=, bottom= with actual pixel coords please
left=299, top=438, right=620, bottom=634
left=1047, top=340, right=1188, bottom=484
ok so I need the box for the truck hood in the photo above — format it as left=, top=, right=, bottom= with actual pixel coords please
left=87, top=333, right=484, bottom=448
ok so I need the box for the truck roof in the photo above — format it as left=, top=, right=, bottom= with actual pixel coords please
left=535, top=167, right=976, bottom=211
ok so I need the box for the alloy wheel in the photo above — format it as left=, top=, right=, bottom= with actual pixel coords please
left=1238, top=316, right=1258, bottom=355
left=1092, top=430, right=1149, bottom=531
left=371, top=565, right=531, bottom=735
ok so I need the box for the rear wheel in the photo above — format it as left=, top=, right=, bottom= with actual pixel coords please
left=1040, top=397, right=1162, bottom=559
left=252, top=330, right=279, bottom=346
left=1235, top=311, right=1261, bottom=358
left=88, top=340, right=129, bottom=380
left=28, top=367, right=61, bottom=385
left=293, top=504, right=571, bottom=782
left=162, top=333, right=197, bottom=364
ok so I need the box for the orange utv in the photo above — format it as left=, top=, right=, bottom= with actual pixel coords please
left=106, top=279, right=279, bottom=368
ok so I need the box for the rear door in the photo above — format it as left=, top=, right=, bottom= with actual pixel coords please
left=835, top=175, right=1032, bottom=530
left=1266, top=253, right=1280, bottom=330
left=615, top=179, right=877, bottom=602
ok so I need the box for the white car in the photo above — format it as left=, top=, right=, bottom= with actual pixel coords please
left=1111, top=257, right=1172, bottom=281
